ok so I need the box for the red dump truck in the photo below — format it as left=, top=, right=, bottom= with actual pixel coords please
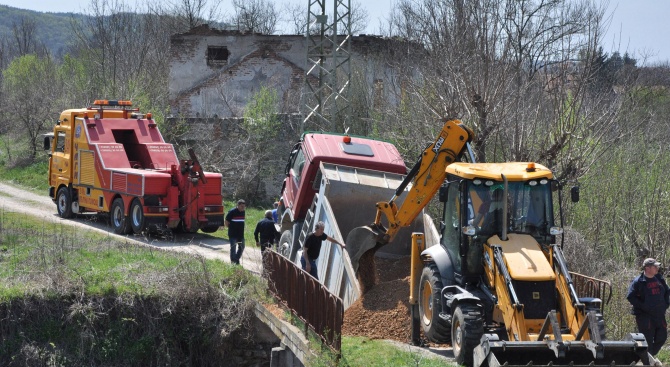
left=275, top=132, right=433, bottom=308
left=44, top=100, right=224, bottom=234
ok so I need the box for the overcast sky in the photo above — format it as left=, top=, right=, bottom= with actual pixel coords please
left=0, top=0, right=668, bottom=64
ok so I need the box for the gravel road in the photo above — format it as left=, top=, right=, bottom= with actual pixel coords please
left=0, top=182, right=263, bottom=273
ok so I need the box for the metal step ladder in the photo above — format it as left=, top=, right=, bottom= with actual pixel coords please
left=298, top=196, right=318, bottom=248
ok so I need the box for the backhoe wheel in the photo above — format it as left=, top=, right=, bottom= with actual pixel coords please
left=586, top=308, right=607, bottom=341
left=452, top=304, right=484, bottom=367
left=56, top=187, right=73, bottom=219
left=129, top=199, right=145, bottom=234
left=278, top=230, right=293, bottom=259
left=110, top=198, right=131, bottom=235
left=419, top=264, right=451, bottom=343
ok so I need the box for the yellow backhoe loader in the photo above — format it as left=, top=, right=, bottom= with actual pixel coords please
left=346, top=119, right=654, bottom=366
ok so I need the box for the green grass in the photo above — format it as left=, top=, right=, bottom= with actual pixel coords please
left=338, top=337, right=455, bottom=367
left=0, top=159, right=49, bottom=193
left=657, top=349, right=669, bottom=364
left=0, top=210, right=265, bottom=301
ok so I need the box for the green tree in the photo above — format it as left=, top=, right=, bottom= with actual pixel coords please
left=2, top=54, right=59, bottom=164
left=237, top=86, right=283, bottom=202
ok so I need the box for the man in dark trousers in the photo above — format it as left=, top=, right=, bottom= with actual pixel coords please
left=254, top=210, right=279, bottom=253
left=301, top=221, right=345, bottom=280
left=627, top=257, right=670, bottom=356
left=225, top=199, right=246, bottom=265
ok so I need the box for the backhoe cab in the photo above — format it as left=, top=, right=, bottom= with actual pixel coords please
left=413, top=162, right=652, bottom=366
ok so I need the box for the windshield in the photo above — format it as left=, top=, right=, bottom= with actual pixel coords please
left=467, top=181, right=555, bottom=241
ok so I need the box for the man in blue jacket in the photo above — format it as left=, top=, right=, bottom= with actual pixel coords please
left=225, top=199, right=246, bottom=265
left=627, top=257, right=670, bottom=356
left=254, top=210, right=279, bottom=253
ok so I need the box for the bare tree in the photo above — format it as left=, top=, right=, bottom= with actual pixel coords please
left=382, top=0, right=620, bottom=184
left=11, top=17, right=39, bottom=57
left=165, top=0, right=223, bottom=30
left=231, top=0, right=279, bottom=34
left=69, top=0, right=173, bottom=110
left=282, top=2, right=305, bottom=34
left=2, top=54, right=59, bottom=163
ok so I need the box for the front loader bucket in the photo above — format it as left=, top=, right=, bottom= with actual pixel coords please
left=474, top=333, right=655, bottom=367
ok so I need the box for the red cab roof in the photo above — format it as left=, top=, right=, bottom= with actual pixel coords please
left=302, top=133, right=407, bottom=174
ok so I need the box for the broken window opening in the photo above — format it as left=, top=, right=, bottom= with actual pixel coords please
left=207, top=46, right=229, bottom=67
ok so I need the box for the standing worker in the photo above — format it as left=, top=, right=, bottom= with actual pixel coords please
left=225, top=199, right=246, bottom=265
left=255, top=210, right=279, bottom=253
left=301, top=221, right=345, bottom=280
left=272, top=201, right=279, bottom=223
left=627, top=257, right=670, bottom=356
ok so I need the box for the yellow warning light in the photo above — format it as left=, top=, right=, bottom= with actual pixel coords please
left=526, top=162, right=536, bottom=172
left=93, top=100, right=132, bottom=106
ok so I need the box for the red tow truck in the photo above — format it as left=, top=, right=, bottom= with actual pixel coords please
left=44, top=100, right=224, bottom=234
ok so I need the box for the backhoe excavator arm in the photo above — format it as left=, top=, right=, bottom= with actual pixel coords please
left=373, top=119, right=473, bottom=244
left=345, top=119, right=473, bottom=280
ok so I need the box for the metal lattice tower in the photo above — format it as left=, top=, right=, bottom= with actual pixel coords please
left=302, top=0, right=352, bottom=132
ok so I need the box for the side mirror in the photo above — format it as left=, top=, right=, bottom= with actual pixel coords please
left=43, top=135, right=53, bottom=151
left=438, top=185, right=448, bottom=202
left=570, top=186, right=580, bottom=203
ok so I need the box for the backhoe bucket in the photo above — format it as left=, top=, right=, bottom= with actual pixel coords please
left=474, top=333, right=655, bottom=367
left=345, top=224, right=386, bottom=272
left=345, top=225, right=387, bottom=292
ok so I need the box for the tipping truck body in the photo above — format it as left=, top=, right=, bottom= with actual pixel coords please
left=276, top=132, right=429, bottom=309
left=44, top=100, right=224, bottom=235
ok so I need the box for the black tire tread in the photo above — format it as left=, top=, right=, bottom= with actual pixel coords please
left=452, top=304, right=484, bottom=366
left=56, top=187, right=73, bottom=219
left=419, top=263, right=452, bottom=343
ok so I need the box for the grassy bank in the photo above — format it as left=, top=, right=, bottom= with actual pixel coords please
left=0, top=210, right=268, bottom=366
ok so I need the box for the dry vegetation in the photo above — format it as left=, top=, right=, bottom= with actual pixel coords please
left=0, top=211, right=268, bottom=366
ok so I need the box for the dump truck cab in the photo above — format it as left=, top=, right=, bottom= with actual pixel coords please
left=279, top=132, right=407, bottom=227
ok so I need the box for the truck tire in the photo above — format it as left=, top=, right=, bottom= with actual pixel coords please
left=129, top=199, right=145, bottom=234
left=200, top=225, right=219, bottom=233
left=278, top=230, right=292, bottom=259
left=111, top=198, right=131, bottom=234
left=419, top=264, right=452, bottom=343
left=56, top=187, right=73, bottom=219
left=452, top=304, right=484, bottom=366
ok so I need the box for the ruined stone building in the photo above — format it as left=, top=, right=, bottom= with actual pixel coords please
left=168, top=25, right=420, bottom=122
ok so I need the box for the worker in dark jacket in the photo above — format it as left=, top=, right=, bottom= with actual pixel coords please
left=225, top=199, right=246, bottom=265
left=254, top=210, right=279, bottom=253
left=627, top=257, right=670, bottom=356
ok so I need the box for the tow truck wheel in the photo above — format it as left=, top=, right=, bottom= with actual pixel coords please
left=56, top=187, right=73, bottom=219
left=452, top=304, right=484, bottom=366
left=111, top=198, right=131, bottom=234
left=201, top=226, right=219, bottom=233
left=278, top=230, right=292, bottom=259
left=419, top=264, right=451, bottom=343
left=130, top=199, right=145, bottom=234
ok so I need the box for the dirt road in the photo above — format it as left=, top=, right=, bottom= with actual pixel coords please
left=0, top=182, right=263, bottom=273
